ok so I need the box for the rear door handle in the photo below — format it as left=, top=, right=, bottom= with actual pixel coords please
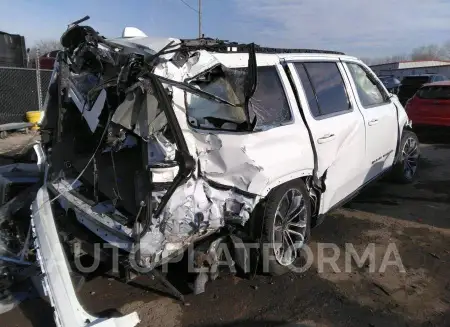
left=317, top=133, right=336, bottom=144
left=368, top=119, right=379, bottom=126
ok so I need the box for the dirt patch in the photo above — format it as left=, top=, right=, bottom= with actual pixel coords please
left=414, top=180, right=450, bottom=199
left=2, top=142, right=450, bottom=327
left=311, top=211, right=450, bottom=326
left=177, top=209, right=450, bottom=327
left=418, top=156, right=437, bottom=169
left=120, top=298, right=183, bottom=327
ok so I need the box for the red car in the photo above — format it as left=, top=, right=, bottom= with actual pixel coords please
left=405, top=81, right=450, bottom=127
left=38, top=50, right=58, bottom=70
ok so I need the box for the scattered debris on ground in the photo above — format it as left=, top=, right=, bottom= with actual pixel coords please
left=1, top=138, right=449, bottom=327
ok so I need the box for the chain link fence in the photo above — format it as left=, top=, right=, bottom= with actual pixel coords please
left=0, top=66, right=52, bottom=124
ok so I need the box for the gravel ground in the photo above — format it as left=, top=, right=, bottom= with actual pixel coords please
left=1, top=131, right=449, bottom=327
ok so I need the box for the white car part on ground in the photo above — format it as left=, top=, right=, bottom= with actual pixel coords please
left=31, top=186, right=140, bottom=327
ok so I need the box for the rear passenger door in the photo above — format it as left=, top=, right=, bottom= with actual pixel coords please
left=287, top=60, right=367, bottom=213
left=343, top=61, right=398, bottom=181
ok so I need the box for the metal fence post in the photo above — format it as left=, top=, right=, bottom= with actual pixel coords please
left=35, top=48, right=42, bottom=110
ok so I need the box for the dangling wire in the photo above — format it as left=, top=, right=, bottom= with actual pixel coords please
left=32, top=110, right=113, bottom=216
left=110, top=149, right=122, bottom=207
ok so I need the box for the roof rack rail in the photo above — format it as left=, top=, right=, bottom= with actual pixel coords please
left=178, top=38, right=345, bottom=55
left=254, top=46, right=344, bottom=55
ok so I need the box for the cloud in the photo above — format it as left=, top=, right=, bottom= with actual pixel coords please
left=232, top=0, right=450, bottom=57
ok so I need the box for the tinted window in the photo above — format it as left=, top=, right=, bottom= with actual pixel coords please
left=294, top=63, right=320, bottom=117
left=434, top=75, right=447, bottom=82
left=378, top=76, right=400, bottom=88
left=417, top=85, right=450, bottom=99
left=297, top=62, right=350, bottom=116
left=379, top=76, right=392, bottom=83
left=347, top=63, right=387, bottom=107
left=252, top=66, right=292, bottom=128
left=186, top=66, right=291, bottom=131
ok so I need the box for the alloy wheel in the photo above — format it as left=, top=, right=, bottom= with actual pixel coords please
left=272, top=189, right=308, bottom=266
left=402, top=136, right=419, bottom=180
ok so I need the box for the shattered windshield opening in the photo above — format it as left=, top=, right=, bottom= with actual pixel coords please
left=185, top=65, right=291, bottom=131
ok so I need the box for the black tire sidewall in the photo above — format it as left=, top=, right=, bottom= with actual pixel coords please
left=261, top=179, right=311, bottom=276
left=392, top=130, right=420, bottom=183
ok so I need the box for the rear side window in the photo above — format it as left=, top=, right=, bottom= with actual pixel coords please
left=417, top=86, right=450, bottom=99
left=295, top=62, right=350, bottom=117
left=434, top=75, right=447, bottom=82
left=252, top=66, right=292, bottom=127
left=347, top=63, right=388, bottom=107
left=186, top=66, right=291, bottom=131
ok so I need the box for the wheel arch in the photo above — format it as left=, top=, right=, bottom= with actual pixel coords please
left=394, top=119, right=415, bottom=163
left=246, top=172, right=316, bottom=239
left=250, top=169, right=314, bottom=202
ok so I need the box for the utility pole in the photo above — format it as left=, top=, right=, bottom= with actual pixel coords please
left=198, top=0, right=202, bottom=38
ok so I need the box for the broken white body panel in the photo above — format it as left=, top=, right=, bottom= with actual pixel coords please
left=122, top=27, right=147, bottom=38
left=32, top=186, right=140, bottom=327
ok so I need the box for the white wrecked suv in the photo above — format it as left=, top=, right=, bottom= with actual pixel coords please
left=31, top=18, right=419, bottom=326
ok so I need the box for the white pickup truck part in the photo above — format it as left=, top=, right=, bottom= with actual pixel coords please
left=31, top=22, right=419, bottom=326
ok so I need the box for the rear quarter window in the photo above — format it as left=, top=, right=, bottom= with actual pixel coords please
left=186, top=65, right=292, bottom=131
left=251, top=66, right=292, bottom=128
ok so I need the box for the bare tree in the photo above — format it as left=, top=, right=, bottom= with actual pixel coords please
left=364, top=55, right=406, bottom=66
left=438, top=41, right=450, bottom=60
left=410, top=44, right=443, bottom=61
left=28, top=39, right=63, bottom=59
left=363, top=40, right=450, bottom=66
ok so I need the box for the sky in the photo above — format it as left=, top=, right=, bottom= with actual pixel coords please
left=1, top=0, right=450, bottom=58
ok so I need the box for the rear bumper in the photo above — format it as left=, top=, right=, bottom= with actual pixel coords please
left=31, top=186, right=140, bottom=327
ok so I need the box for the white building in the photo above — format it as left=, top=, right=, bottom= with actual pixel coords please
left=370, top=60, right=450, bottom=79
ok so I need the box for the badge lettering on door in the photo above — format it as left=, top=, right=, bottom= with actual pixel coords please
left=371, top=150, right=394, bottom=165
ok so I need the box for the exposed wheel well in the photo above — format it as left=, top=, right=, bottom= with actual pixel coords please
left=403, top=124, right=414, bottom=132
left=247, top=175, right=320, bottom=239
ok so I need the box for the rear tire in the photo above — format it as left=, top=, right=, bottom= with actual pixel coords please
left=391, top=130, right=420, bottom=183
left=261, top=179, right=311, bottom=276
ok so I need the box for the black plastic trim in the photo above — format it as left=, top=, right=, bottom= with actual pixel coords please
left=282, top=63, right=321, bottom=190
left=148, top=74, right=196, bottom=218
left=204, top=178, right=257, bottom=198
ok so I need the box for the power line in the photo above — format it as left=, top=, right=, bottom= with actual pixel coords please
left=179, top=0, right=202, bottom=38
left=180, top=0, right=198, bottom=13
left=198, top=0, right=202, bottom=38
